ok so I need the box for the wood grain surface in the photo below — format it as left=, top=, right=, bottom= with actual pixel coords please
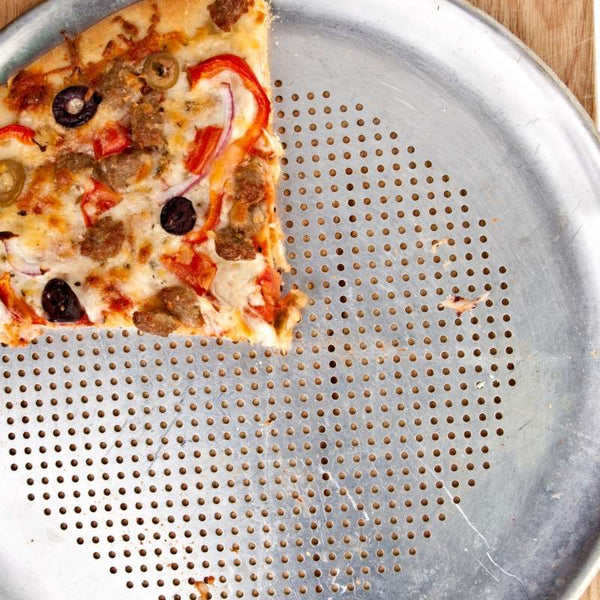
left=0, top=0, right=43, bottom=29
left=472, top=0, right=596, bottom=119
left=0, top=0, right=597, bottom=598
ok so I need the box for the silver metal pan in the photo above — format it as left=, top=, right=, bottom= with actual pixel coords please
left=0, top=1, right=599, bottom=599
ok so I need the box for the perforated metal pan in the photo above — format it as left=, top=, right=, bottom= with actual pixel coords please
left=1, top=1, right=600, bottom=599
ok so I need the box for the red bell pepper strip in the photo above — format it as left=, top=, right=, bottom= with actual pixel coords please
left=186, top=54, right=271, bottom=242
left=0, top=272, right=46, bottom=324
left=80, top=179, right=122, bottom=227
left=93, top=122, right=132, bottom=160
left=249, top=266, right=281, bottom=324
left=188, top=54, right=270, bottom=156
left=184, top=152, right=231, bottom=244
left=161, top=247, right=217, bottom=295
left=185, top=126, right=224, bottom=175
left=0, top=124, right=37, bottom=146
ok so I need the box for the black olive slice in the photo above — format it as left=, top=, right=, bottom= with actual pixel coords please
left=52, top=86, right=102, bottom=129
left=42, top=278, right=84, bottom=322
left=160, top=197, right=197, bottom=235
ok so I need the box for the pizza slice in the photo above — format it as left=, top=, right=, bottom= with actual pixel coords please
left=0, top=0, right=306, bottom=348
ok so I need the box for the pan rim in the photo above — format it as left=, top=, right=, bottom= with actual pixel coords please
left=0, top=1, right=599, bottom=598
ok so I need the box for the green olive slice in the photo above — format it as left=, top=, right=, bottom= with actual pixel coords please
left=0, top=159, right=26, bottom=207
left=143, top=52, right=180, bottom=90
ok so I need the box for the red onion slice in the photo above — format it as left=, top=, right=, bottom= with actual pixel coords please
left=197, top=81, right=235, bottom=178
left=0, top=233, right=47, bottom=277
left=157, top=82, right=235, bottom=204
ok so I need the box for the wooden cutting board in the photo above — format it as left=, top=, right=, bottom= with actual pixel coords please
left=0, top=0, right=598, bottom=598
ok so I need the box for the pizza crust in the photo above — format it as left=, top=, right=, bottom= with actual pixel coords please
left=8, top=0, right=269, bottom=83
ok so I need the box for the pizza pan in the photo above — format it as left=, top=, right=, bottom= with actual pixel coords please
left=1, top=1, right=600, bottom=599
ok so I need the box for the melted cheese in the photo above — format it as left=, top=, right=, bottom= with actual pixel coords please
left=187, top=73, right=257, bottom=142
left=245, top=314, right=279, bottom=346
left=0, top=138, right=45, bottom=167
left=78, top=283, right=108, bottom=324
left=197, top=296, right=235, bottom=336
left=201, top=238, right=265, bottom=309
